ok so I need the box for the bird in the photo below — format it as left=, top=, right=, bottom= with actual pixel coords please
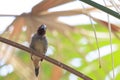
left=30, top=24, right=48, bottom=77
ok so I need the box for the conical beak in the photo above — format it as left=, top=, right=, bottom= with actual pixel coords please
left=40, top=24, right=46, bottom=31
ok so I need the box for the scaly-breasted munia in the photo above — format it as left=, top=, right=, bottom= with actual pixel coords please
left=30, top=24, right=48, bottom=76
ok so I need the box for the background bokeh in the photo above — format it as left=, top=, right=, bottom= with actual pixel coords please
left=0, top=0, right=120, bottom=80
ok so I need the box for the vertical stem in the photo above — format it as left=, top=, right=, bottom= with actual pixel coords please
left=103, top=0, right=115, bottom=79
left=80, top=1, right=101, bottom=68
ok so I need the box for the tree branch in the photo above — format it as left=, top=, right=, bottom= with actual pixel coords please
left=0, top=36, right=92, bottom=80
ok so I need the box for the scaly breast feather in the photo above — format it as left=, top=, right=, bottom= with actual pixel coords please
left=34, top=39, right=45, bottom=54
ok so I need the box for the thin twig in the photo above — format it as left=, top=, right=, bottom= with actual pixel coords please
left=107, top=13, right=115, bottom=80
left=80, top=1, right=101, bottom=68
left=103, top=0, right=115, bottom=79
left=0, top=36, right=92, bottom=80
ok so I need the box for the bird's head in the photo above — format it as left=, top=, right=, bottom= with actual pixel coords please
left=37, top=24, right=46, bottom=36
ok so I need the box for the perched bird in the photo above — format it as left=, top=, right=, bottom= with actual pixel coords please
left=30, top=24, right=48, bottom=77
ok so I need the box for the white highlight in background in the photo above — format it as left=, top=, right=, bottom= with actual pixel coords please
left=86, top=44, right=118, bottom=62
left=69, top=74, right=78, bottom=80
left=105, top=66, right=120, bottom=80
left=46, top=46, right=55, bottom=56
left=0, top=64, right=14, bottom=76
left=58, top=15, right=96, bottom=26
left=70, top=58, right=82, bottom=67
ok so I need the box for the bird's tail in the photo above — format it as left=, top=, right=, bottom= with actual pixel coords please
left=35, top=67, right=39, bottom=77
left=33, top=60, right=40, bottom=77
left=31, top=56, right=40, bottom=77
left=31, top=55, right=43, bottom=77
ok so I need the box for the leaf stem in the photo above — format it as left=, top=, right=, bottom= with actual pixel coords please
left=80, top=0, right=120, bottom=19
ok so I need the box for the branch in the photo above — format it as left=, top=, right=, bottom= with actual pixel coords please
left=80, top=0, right=120, bottom=19
left=0, top=36, right=92, bottom=80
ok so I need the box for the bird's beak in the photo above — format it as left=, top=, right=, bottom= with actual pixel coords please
left=40, top=24, right=46, bottom=31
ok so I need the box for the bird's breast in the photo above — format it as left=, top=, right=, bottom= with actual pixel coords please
left=34, top=39, right=47, bottom=54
